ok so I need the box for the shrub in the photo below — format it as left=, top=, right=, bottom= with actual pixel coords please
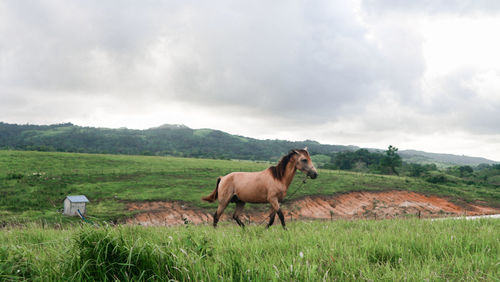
left=73, top=227, right=181, bottom=281
left=6, top=173, right=24, bottom=180
left=426, top=174, right=448, bottom=184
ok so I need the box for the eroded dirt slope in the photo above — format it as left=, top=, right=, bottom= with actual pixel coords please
left=126, top=191, right=500, bottom=226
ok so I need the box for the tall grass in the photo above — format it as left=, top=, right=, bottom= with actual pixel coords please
left=1, top=219, right=499, bottom=281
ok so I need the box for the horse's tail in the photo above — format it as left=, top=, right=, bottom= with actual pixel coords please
left=202, top=177, right=221, bottom=202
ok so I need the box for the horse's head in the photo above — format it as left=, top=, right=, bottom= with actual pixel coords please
left=292, top=147, right=318, bottom=179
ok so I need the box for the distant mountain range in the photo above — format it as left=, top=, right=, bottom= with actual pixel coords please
left=0, top=122, right=497, bottom=166
left=397, top=150, right=498, bottom=167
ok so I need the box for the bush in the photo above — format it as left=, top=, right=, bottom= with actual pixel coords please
left=74, top=227, right=181, bottom=281
left=6, top=173, right=24, bottom=180
left=426, top=174, right=448, bottom=184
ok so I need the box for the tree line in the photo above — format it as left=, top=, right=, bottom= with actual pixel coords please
left=321, top=146, right=403, bottom=175
left=320, top=146, right=500, bottom=187
left=0, top=122, right=352, bottom=161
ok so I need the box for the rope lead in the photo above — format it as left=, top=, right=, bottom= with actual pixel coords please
left=283, top=174, right=309, bottom=202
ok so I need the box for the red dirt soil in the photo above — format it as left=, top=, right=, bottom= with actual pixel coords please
left=126, top=191, right=500, bottom=226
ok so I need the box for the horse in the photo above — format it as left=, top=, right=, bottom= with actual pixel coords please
left=202, top=148, right=318, bottom=229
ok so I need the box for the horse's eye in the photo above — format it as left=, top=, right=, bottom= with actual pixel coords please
left=301, top=159, right=308, bottom=163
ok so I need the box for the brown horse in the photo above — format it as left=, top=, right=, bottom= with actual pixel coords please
left=202, top=148, right=318, bottom=229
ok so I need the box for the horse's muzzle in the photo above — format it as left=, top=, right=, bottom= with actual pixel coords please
left=308, top=171, right=318, bottom=179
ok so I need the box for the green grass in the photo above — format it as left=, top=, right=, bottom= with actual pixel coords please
left=1, top=150, right=499, bottom=224
left=0, top=219, right=499, bottom=281
left=193, top=128, right=213, bottom=137
left=1, top=150, right=498, bottom=280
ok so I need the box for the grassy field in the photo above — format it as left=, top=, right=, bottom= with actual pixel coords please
left=1, top=150, right=499, bottom=224
left=1, top=150, right=499, bottom=281
left=0, top=219, right=499, bottom=281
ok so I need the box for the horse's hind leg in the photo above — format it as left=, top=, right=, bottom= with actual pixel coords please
left=233, top=201, right=246, bottom=228
left=213, top=200, right=229, bottom=228
left=213, top=211, right=219, bottom=227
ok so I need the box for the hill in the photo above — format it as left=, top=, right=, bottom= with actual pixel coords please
left=1, top=150, right=498, bottom=225
left=0, top=122, right=353, bottom=161
left=398, top=149, right=497, bottom=167
left=0, top=122, right=497, bottom=166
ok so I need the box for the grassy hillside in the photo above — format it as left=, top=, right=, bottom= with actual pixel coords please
left=0, top=122, right=352, bottom=161
left=1, top=150, right=499, bottom=225
left=1, top=122, right=497, bottom=166
left=0, top=220, right=499, bottom=281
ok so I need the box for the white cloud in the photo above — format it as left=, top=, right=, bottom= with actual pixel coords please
left=421, top=17, right=500, bottom=76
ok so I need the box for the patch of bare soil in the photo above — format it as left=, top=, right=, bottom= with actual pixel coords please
left=127, top=202, right=213, bottom=226
left=125, top=191, right=500, bottom=226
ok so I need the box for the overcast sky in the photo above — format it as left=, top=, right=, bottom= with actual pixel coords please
left=1, top=0, right=500, bottom=161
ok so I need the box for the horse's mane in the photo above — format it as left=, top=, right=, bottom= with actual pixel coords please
left=269, top=149, right=307, bottom=180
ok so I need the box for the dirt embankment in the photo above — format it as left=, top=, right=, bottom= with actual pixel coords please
left=126, top=191, right=500, bottom=226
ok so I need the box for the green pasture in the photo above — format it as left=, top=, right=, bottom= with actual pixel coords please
left=0, top=150, right=499, bottom=224
left=0, top=219, right=499, bottom=281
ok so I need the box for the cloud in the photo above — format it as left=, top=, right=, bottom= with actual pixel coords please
left=140, top=1, right=390, bottom=121
left=0, top=1, right=424, bottom=123
left=424, top=69, right=500, bottom=135
left=362, top=0, right=500, bottom=16
left=1, top=0, right=500, bottom=160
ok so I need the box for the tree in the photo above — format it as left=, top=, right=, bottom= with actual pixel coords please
left=328, top=149, right=383, bottom=171
left=380, top=145, right=402, bottom=175
left=408, top=163, right=425, bottom=177
left=458, top=165, right=473, bottom=177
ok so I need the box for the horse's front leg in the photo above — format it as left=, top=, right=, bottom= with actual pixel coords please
left=266, top=210, right=276, bottom=228
left=268, top=198, right=286, bottom=230
left=277, top=209, right=286, bottom=230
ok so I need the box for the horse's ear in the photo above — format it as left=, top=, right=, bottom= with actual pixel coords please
left=291, top=149, right=300, bottom=155
left=304, top=146, right=308, bottom=151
